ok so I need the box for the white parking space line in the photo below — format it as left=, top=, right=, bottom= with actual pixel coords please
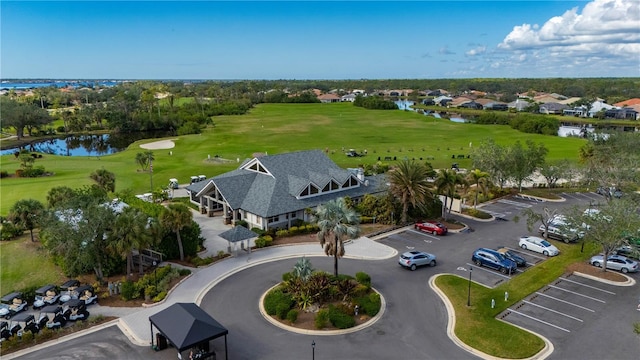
left=559, top=277, right=616, bottom=295
left=466, top=263, right=513, bottom=279
left=479, top=209, right=506, bottom=218
left=561, top=192, right=582, bottom=200
left=547, top=285, right=606, bottom=303
left=497, top=199, right=533, bottom=208
left=522, top=300, right=583, bottom=322
left=507, top=308, right=571, bottom=333
left=408, top=229, right=440, bottom=240
left=509, top=248, right=547, bottom=260
left=535, top=292, right=595, bottom=312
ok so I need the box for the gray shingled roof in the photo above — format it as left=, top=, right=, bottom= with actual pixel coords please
left=218, top=226, right=259, bottom=243
left=186, top=150, right=388, bottom=217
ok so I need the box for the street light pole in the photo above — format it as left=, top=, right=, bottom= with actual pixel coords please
left=311, top=340, right=315, bottom=360
left=152, top=260, right=157, bottom=289
left=467, top=266, right=473, bottom=307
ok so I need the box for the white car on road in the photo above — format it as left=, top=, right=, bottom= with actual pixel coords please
left=519, top=236, right=559, bottom=257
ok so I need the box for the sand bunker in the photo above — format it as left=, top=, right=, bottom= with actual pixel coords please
left=139, top=139, right=176, bottom=150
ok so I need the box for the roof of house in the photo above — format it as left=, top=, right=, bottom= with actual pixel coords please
left=317, top=93, right=340, bottom=100
left=187, top=150, right=387, bottom=218
left=540, top=102, right=569, bottom=111
left=614, top=98, right=640, bottom=107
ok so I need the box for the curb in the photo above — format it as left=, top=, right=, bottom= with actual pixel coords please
left=257, top=284, right=386, bottom=336
left=429, top=274, right=554, bottom=360
left=573, top=271, right=636, bottom=286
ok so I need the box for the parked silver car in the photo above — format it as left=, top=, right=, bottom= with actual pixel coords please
left=589, top=254, right=639, bottom=273
left=398, top=251, right=437, bottom=271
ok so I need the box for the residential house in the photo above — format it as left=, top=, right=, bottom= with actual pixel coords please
left=484, top=102, right=508, bottom=111
left=563, top=105, right=589, bottom=117
left=613, top=98, right=640, bottom=108
left=539, top=102, right=568, bottom=115
left=317, top=94, right=341, bottom=103
left=508, top=99, right=531, bottom=111
left=424, top=89, right=442, bottom=97
left=458, top=101, right=483, bottom=110
left=433, top=96, right=453, bottom=106
left=588, top=99, right=615, bottom=118
left=185, top=150, right=387, bottom=230
left=605, top=107, right=638, bottom=120
left=341, top=94, right=356, bottom=102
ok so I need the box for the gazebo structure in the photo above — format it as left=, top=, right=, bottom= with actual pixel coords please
left=218, top=226, right=259, bottom=254
left=149, top=302, right=228, bottom=359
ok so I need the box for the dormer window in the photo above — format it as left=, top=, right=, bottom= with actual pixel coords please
left=248, top=162, right=268, bottom=174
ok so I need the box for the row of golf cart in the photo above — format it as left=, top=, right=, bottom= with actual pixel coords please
left=0, top=300, right=90, bottom=343
left=0, top=280, right=97, bottom=320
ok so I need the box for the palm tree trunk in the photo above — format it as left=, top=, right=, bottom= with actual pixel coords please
left=29, top=229, right=35, bottom=242
left=177, top=231, right=185, bottom=261
left=126, top=253, right=133, bottom=280
left=334, top=236, right=339, bottom=277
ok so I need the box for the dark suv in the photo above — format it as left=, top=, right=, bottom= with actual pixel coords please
left=471, top=248, right=517, bottom=275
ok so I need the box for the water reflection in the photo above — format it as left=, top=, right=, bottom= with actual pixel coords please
left=1, top=131, right=173, bottom=156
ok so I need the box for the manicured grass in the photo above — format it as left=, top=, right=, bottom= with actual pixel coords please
left=434, top=240, right=599, bottom=358
left=0, top=234, right=67, bottom=294
left=0, top=103, right=586, bottom=215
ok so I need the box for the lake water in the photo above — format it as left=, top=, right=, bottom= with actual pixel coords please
left=0, top=131, right=172, bottom=157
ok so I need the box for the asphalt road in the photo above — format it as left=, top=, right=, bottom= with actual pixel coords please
left=9, top=193, right=640, bottom=360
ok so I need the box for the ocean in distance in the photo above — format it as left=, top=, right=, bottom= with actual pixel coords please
left=0, top=80, right=122, bottom=90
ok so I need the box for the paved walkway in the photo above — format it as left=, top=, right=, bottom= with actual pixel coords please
left=114, top=236, right=397, bottom=346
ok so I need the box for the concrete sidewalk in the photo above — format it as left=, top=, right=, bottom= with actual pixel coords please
left=117, top=236, right=398, bottom=346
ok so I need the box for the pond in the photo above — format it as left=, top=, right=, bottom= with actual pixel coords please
left=0, top=131, right=173, bottom=157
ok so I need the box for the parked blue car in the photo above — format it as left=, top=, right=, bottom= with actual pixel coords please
left=472, top=248, right=517, bottom=274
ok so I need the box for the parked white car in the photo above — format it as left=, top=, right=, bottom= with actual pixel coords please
left=519, top=236, right=559, bottom=257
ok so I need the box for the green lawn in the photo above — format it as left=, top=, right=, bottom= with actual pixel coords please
left=0, top=102, right=586, bottom=215
left=0, top=235, right=66, bottom=294
left=434, top=241, right=599, bottom=358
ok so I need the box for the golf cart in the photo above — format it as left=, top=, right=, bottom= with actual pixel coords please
left=0, top=292, right=28, bottom=319
left=37, top=305, right=69, bottom=330
left=9, top=313, right=39, bottom=336
left=169, top=178, right=179, bottom=189
left=75, top=285, right=98, bottom=305
left=33, top=284, right=60, bottom=309
left=0, top=321, right=10, bottom=342
left=58, top=279, right=80, bottom=304
left=64, top=299, right=89, bottom=321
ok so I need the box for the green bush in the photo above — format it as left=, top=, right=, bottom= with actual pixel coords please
left=464, top=208, right=492, bottom=219
left=1, top=222, right=23, bottom=241
left=360, top=216, right=374, bottom=224
left=264, top=289, right=293, bottom=316
left=356, top=292, right=381, bottom=316
left=352, top=284, right=369, bottom=298
left=315, top=309, right=329, bottom=329
left=153, top=291, right=168, bottom=302
left=234, top=220, right=248, bottom=228
left=286, top=309, right=299, bottom=323
left=355, top=272, right=371, bottom=287
left=328, top=304, right=355, bottom=329
left=275, top=229, right=289, bottom=237
left=0, top=170, right=8, bottom=178
left=178, top=268, right=191, bottom=276
left=251, top=227, right=266, bottom=236
left=276, top=302, right=291, bottom=320
left=282, top=272, right=293, bottom=282
left=119, top=280, right=136, bottom=301
left=20, top=166, right=46, bottom=178
left=305, top=224, right=318, bottom=233
left=289, top=226, right=299, bottom=235
left=255, top=237, right=267, bottom=248
left=263, top=235, right=273, bottom=246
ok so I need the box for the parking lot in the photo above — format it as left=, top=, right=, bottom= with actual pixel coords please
left=379, top=193, right=640, bottom=359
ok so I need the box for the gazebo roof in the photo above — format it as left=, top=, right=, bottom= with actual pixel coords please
left=218, top=226, right=259, bottom=243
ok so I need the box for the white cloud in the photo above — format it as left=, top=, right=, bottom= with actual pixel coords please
left=494, top=0, right=640, bottom=76
left=439, top=46, right=456, bottom=55
left=465, top=46, right=486, bottom=57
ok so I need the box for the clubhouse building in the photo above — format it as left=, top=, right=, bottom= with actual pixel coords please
left=185, top=150, right=387, bottom=230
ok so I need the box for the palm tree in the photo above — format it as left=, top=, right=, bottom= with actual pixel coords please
left=8, top=199, right=45, bottom=242
left=314, top=198, right=361, bottom=277
left=435, top=169, right=467, bottom=221
left=388, top=159, right=433, bottom=224
left=108, top=207, right=151, bottom=279
left=90, top=168, right=116, bottom=193
left=466, top=169, right=490, bottom=209
left=160, top=203, right=192, bottom=261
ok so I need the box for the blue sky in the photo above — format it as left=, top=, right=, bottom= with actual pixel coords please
left=1, top=1, right=638, bottom=79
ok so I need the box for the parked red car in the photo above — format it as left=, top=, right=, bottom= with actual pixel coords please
left=414, top=221, right=448, bottom=235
